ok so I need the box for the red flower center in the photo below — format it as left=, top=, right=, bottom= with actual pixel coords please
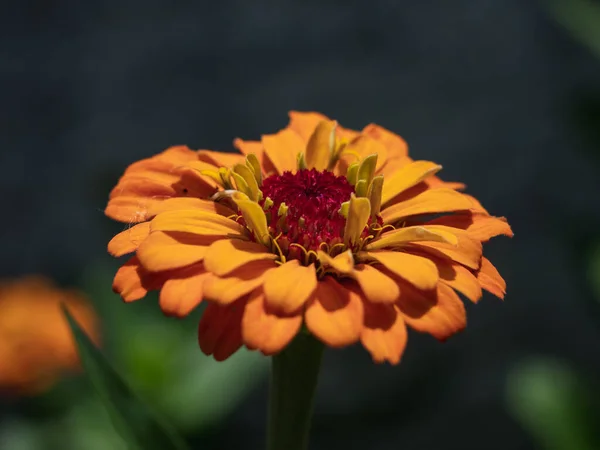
left=260, top=169, right=354, bottom=252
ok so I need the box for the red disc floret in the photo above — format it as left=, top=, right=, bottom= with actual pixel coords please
left=260, top=169, right=354, bottom=252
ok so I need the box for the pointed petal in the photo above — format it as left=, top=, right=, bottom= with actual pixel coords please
left=203, top=260, right=277, bottom=305
left=426, top=213, right=513, bottom=242
left=112, top=256, right=166, bottom=302
left=151, top=209, right=244, bottom=236
left=241, top=288, right=303, bottom=355
left=361, top=123, right=408, bottom=160
left=263, top=260, right=318, bottom=313
left=234, top=138, right=277, bottom=176
left=137, top=231, right=217, bottom=272
left=477, top=257, right=506, bottom=299
left=288, top=111, right=330, bottom=142
left=419, top=256, right=482, bottom=303
left=104, top=196, right=162, bottom=224
left=381, top=189, right=473, bottom=224
left=360, top=303, right=407, bottom=365
left=352, top=264, right=400, bottom=304
left=305, top=277, right=364, bottom=347
left=343, top=135, right=387, bottom=172
left=203, top=239, right=277, bottom=276
left=381, top=161, right=443, bottom=205
left=305, top=120, right=336, bottom=171
left=197, top=149, right=245, bottom=167
left=365, top=225, right=457, bottom=251
left=397, top=282, right=466, bottom=341
left=159, top=264, right=211, bottom=317
left=439, top=261, right=482, bottom=303
left=146, top=197, right=235, bottom=219
left=108, top=222, right=151, bottom=257
left=198, top=300, right=244, bottom=361
left=262, top=129, right=304, bottom=174
left=362, top=251, right=439, bottom=291
left=409, top=227, right=482, bottom=270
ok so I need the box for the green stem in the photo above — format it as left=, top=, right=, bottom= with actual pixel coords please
left=267, top=332, right=324, bottom=450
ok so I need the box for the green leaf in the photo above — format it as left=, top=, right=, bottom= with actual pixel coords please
left=62, top=305, right=189, bottom=450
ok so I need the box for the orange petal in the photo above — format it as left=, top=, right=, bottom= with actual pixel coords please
left=380, top=189, right=474, bottom=224
left=477, top=257, right=506, bottom=299
left=109, top=167, right=214, bottom=202
left=434, top=258, right=482, bottom=303
left=203, top=260, right=277, bottom=305
left=397, top=282, right=466, bottom=341
left=233, top=138, right=277, bottom=176
left=361, top=123, right=408, bottom=160
left=146, top=197, right=235, bottom=219
left=197, top=150, right=245, bottom=167
left=241, top=288, right=303, bottom=355
left=360, top=303, right=407, bottom=365
left=305, top=277, right=364, bottom=347
left=426, top=213, right=513, bottom=242
left=104, top=196, right=159, bottom=224
left=261, top=129, right=304, bottom=174
left=150, top=209, right=244, bottom=236
left=288, top=111, right=330, bottom=142
left=365, top=225, right=457, bottom=251
left=159, top=264, right=211, bottom=317
left=381, top=161, right=443, bottom=206
left=203, top=239, right=277, bottom=276
left=362, top=251, right=439, bottom=291
left=305, top=120, right=336, bottom=171
left=137, top=231, right=218, bottom=272
left=343, top=135, right=387, bottom=172
left=351, top=264, right=400, bottom=304
left=263, top=260, right=318, bottom=313
left=108, top=222, right=151, bottom=257
left=409, top=227, right=482, bottom=270
left=198, top=300, right=244, bottom=361
left=112, top=256, right=166, bottom=302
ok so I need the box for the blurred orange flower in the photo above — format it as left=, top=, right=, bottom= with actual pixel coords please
left=106, top=111, right=512, bottom=364
left=0, top=276, right=99, bottom=395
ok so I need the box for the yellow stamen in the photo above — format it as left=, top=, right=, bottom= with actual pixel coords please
left=343, top=194, right=371, bottom=247
left=367, top=175, right=384, bottom=218
left=346, top=163, right=359, bottom=186
left=233, top=163, right=261, bottom=202
left=244, top=154, right=263, bottom=186
left=355, top=154, right=378, bottom=197
left=263, top=197, right=274, bottom=211
left=232, top=193, right=270, bottom=246
left=277, top=202, right=288, bottom=217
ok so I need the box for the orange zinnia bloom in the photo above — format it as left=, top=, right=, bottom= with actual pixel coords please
left=0, top=276, right=99, bottom=394
left=107, top=112, right=512, bottom=364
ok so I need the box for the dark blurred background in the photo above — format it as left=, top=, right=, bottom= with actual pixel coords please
left=1, top=1, right=600, bottom=449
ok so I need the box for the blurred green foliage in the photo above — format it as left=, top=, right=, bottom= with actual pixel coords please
left=0, top=260, right=268, bottom=449
left=545, top=0, right=600, bottom=58
left=507, top=359, right=600, bottom=450
left=63, top=306, right=189, bottom=450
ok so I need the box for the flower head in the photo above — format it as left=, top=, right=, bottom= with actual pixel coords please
left=0, top=276, right=99, bottom=394
left=107, top=111, right=512, bottom=364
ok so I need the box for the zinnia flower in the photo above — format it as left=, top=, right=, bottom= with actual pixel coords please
left=0, top=276, right=99, bottom=394
left=107, top=111, right=512, bottom=364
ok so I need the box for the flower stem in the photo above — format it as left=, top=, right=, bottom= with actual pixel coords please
left=267, top=332, right=324, bottom=450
